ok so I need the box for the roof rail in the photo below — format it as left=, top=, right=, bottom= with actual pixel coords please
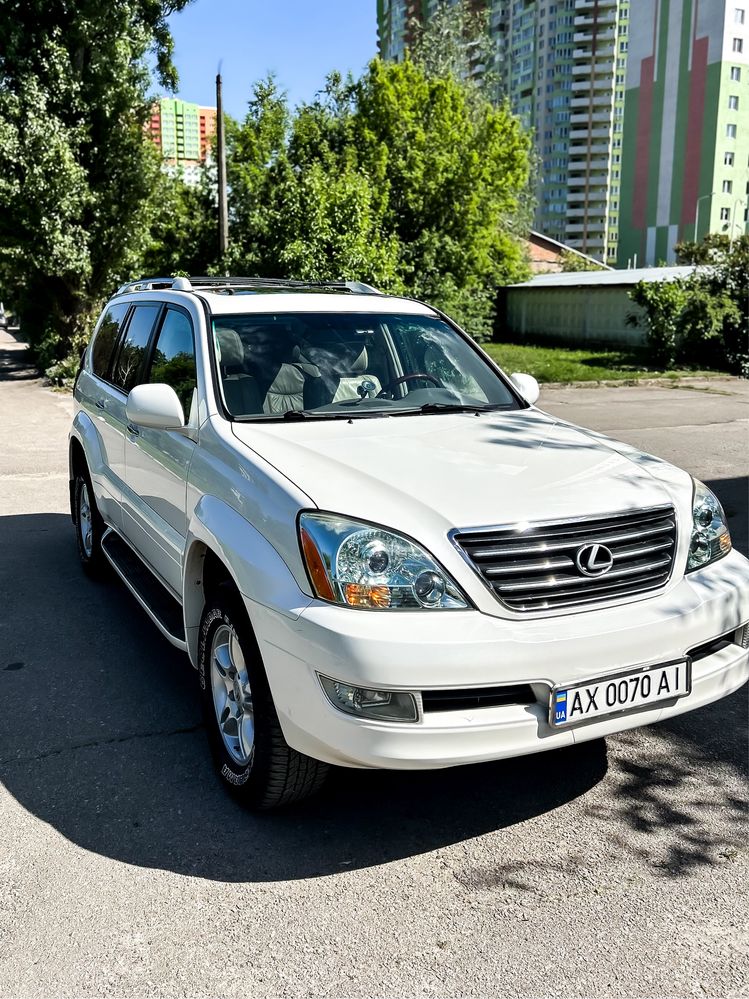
left=114, top=277, right=190, bottom=295
left=189, top=276, right=384, bottom=295
left=114, top=276, right=384, bottom=296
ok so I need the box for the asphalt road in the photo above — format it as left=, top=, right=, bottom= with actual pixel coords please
left=1, top=330, right=747, bottom=998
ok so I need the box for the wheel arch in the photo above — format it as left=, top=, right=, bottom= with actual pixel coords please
left=182, top=495, right=313, bottom=668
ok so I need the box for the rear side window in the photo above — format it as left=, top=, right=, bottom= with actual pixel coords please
left=147, top=308, right=197, bottom=419
left=91, top=304, right=129, bottom=379
left=111, top=304, right=161, bottom=393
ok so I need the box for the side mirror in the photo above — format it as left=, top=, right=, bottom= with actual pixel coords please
left=510, top=372, right=540, bottom=406
left=126, top=383, right=185, bottom=430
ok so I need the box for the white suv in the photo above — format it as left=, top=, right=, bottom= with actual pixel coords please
left=70, top=276, right=749, bottom=808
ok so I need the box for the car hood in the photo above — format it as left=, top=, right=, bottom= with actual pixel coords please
left=231, top=408, right=686, bottom=538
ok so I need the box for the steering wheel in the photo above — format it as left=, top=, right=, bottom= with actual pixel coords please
left=378, top=372, right=442, bottom=398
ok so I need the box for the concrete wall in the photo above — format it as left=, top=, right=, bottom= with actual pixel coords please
left=504, top=286, right=647, bottom=346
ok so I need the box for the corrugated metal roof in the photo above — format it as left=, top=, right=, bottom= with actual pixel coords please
left=507, top=265, right=708, bottom=289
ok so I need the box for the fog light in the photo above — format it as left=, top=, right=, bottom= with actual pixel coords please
left=318, top=675, right=419, bottom=722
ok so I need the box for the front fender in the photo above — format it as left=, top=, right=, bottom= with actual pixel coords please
left=70, top=410, right=117, bottom=522
left=183, top=495, right=314, bottom=667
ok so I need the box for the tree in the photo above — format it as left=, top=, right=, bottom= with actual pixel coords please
left=143, top=168, right=218, bottom=279
left=628, top=265, right=743, bottom=372
left=0, top=0, right=190, bottom=368
left=676, top=233, right=749, bottom=374
left=224, top=57, right=531, bottom=340
left=408, top=0, right=502, bottom=105
left=560, top=249, right=606, bottom=272
left=349, top=57, right=531, bottom=336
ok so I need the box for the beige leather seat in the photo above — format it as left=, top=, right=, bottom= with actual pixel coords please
left=303, top=342, right=382, bottom=404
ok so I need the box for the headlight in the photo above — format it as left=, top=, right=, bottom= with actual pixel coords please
left=686, top=480, right=731, bottom=572
left=298, top=513, right=469, bottom=609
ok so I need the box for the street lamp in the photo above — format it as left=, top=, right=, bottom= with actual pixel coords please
left=730, top=198, right=747, bottom=248
left=694, top=192, right=716, bottom=243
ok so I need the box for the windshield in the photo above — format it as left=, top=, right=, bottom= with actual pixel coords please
left=211, top=312, right=520, bottom=420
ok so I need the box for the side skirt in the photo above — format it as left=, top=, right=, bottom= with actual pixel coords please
left=102, top=528, right=187, bottom=651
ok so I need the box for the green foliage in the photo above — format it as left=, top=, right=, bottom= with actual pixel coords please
left=629, top=266, right=744, bottom=373
left=0, top=0, right=190, bottom=366
left=143, top=167, right=217, bottom=278
left=3, top=5, right=533, bottom=363
left=408, top=0, right=502, bottom=105
left=681, top=235, right=749, bottom=376
left=628, top=279, right=691, bottom=367
left=222, top=57, right=531, bottom=340
left=559, top=249, right=606, bottom=272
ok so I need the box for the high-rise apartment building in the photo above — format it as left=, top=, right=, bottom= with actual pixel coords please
left=378, top=0, right=630, bottom=264
left=617, top=1, right=749, bottom=266
left=148, top=98, right=217, bottom=185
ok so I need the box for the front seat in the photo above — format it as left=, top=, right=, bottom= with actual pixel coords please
left=214, top=327, right=262, bottom=416
left=303, top=342, right=382, bottom=404
left=330, top=346, right=382, bottom=403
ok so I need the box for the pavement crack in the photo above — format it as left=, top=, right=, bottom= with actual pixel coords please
left=0, top=723, right=203, bottom=767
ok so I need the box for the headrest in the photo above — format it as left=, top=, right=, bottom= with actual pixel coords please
left=215, top=327, right=244, bottom=367
left=346, top=346, right=368, bottom=374
left=302, top=342, right=368, bottom=376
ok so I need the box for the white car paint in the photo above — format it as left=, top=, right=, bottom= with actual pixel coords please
left=71, top=287, right=749, bottom=772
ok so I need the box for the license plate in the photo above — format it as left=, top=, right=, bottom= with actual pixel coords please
left=550, top=659, right=691, bottom=728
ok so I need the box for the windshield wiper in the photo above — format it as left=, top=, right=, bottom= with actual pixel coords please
left=390, top=402, right=490, bottom=416
left=279, top=409, right=387, bottom=421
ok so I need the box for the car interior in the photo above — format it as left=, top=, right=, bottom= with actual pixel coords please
left=213, top=317, right=393, bottom=417
left=212, top=312, right=503, bottom=419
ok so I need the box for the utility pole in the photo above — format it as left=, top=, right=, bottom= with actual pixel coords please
left=216, top=71, right=229, bottom=262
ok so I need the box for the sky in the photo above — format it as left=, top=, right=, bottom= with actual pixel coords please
left=164, top=0, right=378, bottom=119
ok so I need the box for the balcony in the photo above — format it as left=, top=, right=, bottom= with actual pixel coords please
left=568, top=142, right=611, bottom=156
left=567, top=189, right=609, bottom=203
left=570, top=126, right=611, bottom=140
left=571, top=110, right=613, bottom=124
left=572, top=76, right=614, bottom=91
left=566, top=221, right=606, bottom=234
left=570, top=94, right=613, bottom=110
left=574, top=10, right=617, bottom=27
left=572, top=60, right=615, bottom=75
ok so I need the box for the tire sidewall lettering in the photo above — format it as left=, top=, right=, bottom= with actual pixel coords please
left=200, top=606, right=254, bottom=787
left=198, top=607, right=226, bottom=691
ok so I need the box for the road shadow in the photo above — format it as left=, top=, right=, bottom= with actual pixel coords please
left=705, top=476, right=749, bottom=556
left=1, top=508, right=745, bottom=884
left=0, top=339, right=39, bottom=382
left=0, top=512, right=609, bottom=882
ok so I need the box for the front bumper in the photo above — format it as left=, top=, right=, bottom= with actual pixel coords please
left=249, top=549, right=749, bottom=769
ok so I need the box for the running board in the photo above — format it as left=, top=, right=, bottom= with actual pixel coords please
left=101, top=529, right=187, bottom=650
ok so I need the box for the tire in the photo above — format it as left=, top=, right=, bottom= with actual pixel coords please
left=73, top=468, right=108, bottom=577
left=198, top=588, right=329, bottom=809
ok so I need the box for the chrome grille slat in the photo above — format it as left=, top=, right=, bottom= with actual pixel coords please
left=467, top=519, right=676, bottom=559
left=495, top=556, right=672, bottom=593
left=454, top=505, right=677, bottom=612
left=485, top=556, right=575, bottom=577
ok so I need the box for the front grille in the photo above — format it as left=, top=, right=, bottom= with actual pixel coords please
left=421, top=685, right=535, bottom=713
left=454, top=506, right=677, bottom=612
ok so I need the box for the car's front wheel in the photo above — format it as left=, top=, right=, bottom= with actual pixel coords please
left=198, top=589, right=329, bottom=809
left=73, top=469, right=107, bottom=577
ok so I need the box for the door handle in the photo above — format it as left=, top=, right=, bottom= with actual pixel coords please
left=95, top=399, right=106, bottom=410
left=126, top=423, right=140, bottom=437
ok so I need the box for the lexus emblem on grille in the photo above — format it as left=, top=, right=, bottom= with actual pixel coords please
left=575, top=543, right=614, bottom=577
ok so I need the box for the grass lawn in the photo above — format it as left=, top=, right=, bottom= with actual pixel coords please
left=481, top=341, right=720, bottom=384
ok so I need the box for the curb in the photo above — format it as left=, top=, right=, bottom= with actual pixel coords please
left=539, top=375, right=740, bottom=389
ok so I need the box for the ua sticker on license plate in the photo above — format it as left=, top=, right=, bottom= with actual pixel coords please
left=550, top=659, right=691, bottom=728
